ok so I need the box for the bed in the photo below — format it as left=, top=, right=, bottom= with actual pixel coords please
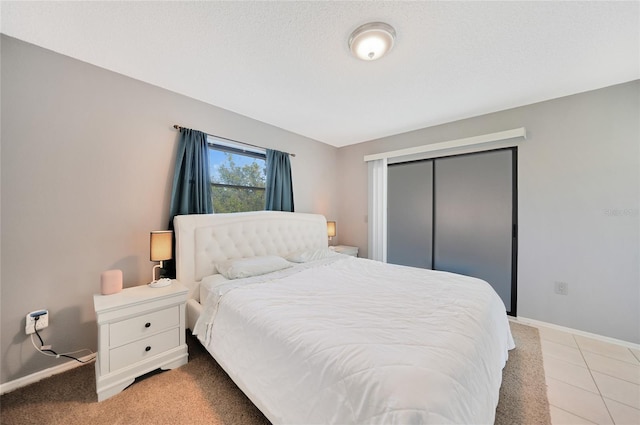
left=174, top=211, right=514, bottom=424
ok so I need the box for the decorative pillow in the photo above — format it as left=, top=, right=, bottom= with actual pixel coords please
left=215, top=256, right=292, bottom=280
left=285, top=248, right=339, bottom=263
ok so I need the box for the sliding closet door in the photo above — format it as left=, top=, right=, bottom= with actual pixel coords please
left=433, top=149, right=515, bottom=312
left=387, top=161, right=433, bottom=268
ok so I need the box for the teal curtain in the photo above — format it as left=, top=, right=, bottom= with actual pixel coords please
left=165, top=128, right=212, bottom=278
left=265, top=149, right=294, bottom=212
left=169, top=128, right=213, bottom=222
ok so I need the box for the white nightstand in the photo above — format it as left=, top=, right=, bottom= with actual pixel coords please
left=331, top=245, right=359, bottom=257
left=93, top=281, right=188, bottom=401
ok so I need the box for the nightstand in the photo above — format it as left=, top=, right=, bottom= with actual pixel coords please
left=331, top=245, right=359, bottom=257
left=93, top=281, right=188, bottom=401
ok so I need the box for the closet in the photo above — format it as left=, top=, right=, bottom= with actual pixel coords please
left=387, top=148, right=517, bottom=314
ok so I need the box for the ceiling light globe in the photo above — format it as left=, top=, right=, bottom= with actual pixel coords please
left=349, top=22, right=396, bottom=61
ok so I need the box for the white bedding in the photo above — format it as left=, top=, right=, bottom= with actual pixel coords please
left=194, top=255, right=514, bottom=425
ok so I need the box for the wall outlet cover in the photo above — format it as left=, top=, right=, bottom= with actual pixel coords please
left=25, top=310, right=49, bottom=335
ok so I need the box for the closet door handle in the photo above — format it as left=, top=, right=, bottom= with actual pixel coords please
left=145, top=346, right=151, bottom=352
left=145, top=322, right=151, bottom=328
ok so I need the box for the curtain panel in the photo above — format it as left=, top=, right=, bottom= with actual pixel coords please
left=265, top=149, right=294, bottom=212
left=169, top=128, right=213, bottom=224
left=368, top=158, right=388, bottom=262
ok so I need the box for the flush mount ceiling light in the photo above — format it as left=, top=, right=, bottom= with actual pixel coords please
left=348, top=22, right=396, bottom=61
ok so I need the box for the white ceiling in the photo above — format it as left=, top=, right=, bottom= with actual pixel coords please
left=2, top=1, right=638, bottom=147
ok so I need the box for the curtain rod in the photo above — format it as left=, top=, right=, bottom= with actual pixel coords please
left=173, top=125, right=295, bottom=157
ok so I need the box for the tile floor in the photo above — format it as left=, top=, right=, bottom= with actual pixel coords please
left=532, top=324, right=640, bottom=424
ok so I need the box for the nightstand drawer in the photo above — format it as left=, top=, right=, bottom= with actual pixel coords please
left=109, top=327, right=180, bottom=371
left=110, top=306, right=179, bottom=347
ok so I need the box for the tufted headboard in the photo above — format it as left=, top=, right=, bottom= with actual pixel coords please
left=174, top=211, right=328, bottom=300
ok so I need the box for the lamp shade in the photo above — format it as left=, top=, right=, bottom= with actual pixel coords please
left=327, top=221, right=337, bottom=238
left=150, top=231, right=173, bottom=261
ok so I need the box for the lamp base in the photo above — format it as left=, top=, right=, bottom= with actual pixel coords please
left=150, top=263, right=171, bottom=287
left=149, top=278, right=172, bottom=288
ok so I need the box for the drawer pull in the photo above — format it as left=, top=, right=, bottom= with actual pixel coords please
left=145, top=346, right=151, bottom=352
left=145, top=322, right=151, bottom=328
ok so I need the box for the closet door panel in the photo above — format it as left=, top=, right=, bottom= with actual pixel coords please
left=387, top=161, right=433, bottom=269
left=433, top=150, right=513, bottom=311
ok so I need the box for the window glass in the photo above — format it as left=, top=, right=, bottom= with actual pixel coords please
left=208, top=137, right=266, bottom=213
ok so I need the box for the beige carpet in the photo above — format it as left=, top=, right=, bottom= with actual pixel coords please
left=1, top=322, right=549, bottom=425
left=495, top=322, right=551, bottom=425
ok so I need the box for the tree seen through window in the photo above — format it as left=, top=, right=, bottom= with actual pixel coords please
left=209, top=144, right=266, bottom=213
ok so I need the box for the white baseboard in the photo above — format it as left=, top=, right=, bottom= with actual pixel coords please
left=511, top=316, right=640, bottom=351
left=0, top=354, right=95, bottom=396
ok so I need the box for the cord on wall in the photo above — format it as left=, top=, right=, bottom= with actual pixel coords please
left=30, top=316, right=95, bottom=364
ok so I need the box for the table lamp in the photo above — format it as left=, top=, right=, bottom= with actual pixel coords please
left=150, top=230, right=173, bottom=287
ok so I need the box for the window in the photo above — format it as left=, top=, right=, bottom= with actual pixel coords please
left=208, top=136, right=266, bottom=213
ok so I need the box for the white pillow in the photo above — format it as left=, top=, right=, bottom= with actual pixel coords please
left=215, top=256, right=292, bottom=280
left=285, top=248, right=339, bottom=263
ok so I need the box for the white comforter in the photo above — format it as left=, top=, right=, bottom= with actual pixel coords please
left=194, top=256, right=514, bottom=425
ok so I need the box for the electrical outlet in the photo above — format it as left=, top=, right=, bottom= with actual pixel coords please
left=25, top=310, right=49, bottom=335
left=554, top=281, right=569, bottom=296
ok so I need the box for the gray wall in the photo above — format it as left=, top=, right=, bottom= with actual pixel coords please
left=337, top=81, right=639, bottom=344
left=0, top=36, right=338, bottom=385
